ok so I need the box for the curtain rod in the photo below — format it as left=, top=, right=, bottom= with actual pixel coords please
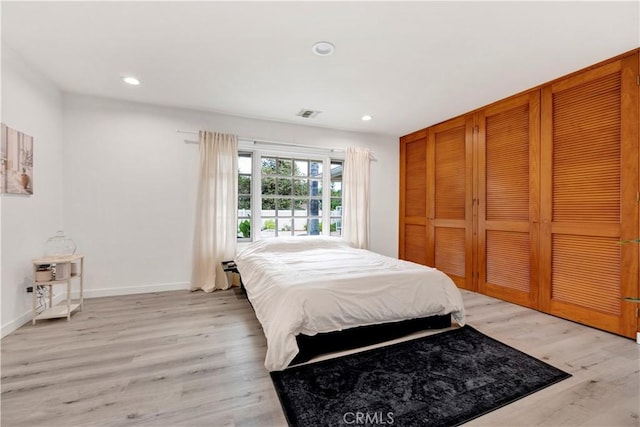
left=176, top=129, right=348, bottom=153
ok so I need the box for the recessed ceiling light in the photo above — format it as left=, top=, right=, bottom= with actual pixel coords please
left=312, top=41, right=335, bottom=56
left=121, top=76, right=140, bottom=86
left=361, top=115, right=373, bottom=121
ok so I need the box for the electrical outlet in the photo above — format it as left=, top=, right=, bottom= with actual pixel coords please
left=26, top=286, right=33, bottom=293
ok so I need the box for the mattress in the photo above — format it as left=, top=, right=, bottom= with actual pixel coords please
left=235, top=236, right=466, bottom=371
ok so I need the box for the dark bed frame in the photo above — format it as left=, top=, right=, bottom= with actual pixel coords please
left=222, top=260, right=452, bottom=367
left=291, top=314, right=451, bottom=365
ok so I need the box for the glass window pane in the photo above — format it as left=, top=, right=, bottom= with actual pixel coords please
left=277, top=178, right=292, bottom=196
left=330, top=180, right=342, bottom=198
left=330, top=198, right=341, bottom=215
left=238, top=175, right=251, bottom=195
left=294, top=199, right=307, bottom=216
left=277, top=158, right=292, bottom=176
left=307, top=218, right=321, bottom=236
left=294, top=179, right=308, bottom=196
left=308, top=199, right=322, bottom=217
left=309, top=179, right=322, bottom=196
left=262, top=198, right=275, bottom=215
left=238, top=154, right=252, bottom=174
left=330, top=218, right=342, bottom=236
left=238, top=218, right=251, bottom=239
left=238, top=196, right=251, bottom=212
left=262, top=157, right=276, bottom=174
left=294, top=218, right=307, bottom=236
left=331, top=161, right=342, bottom=180
left=277, top=198, right=291, bottom=213
left=309, top=161, right=323, bottom=178
left=262, top=177, right=276, bottom=195
left=261, top=218, right=276, bottom=238
left=294, top=160, right=308, bottom=176
left=278, top=218, right=292, bottom=235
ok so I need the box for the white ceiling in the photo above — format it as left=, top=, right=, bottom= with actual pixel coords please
left=2, top=1, right=638, bottom=137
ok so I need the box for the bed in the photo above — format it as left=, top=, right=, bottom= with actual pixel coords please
left=235, top=236, right=466, bottom=371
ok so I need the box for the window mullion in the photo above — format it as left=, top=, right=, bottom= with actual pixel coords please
left=252, top=149, right=262, bottom=240
left=322, top=158, right=331, bottom=236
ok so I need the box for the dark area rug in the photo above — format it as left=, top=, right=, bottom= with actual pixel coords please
left=271, top=326, right=571, bottom=427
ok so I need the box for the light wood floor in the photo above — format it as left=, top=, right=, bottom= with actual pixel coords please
left=1, top=288, right=638, bottom=427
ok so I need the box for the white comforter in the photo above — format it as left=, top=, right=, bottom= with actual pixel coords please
left=235, top=236, right=465, bottom=371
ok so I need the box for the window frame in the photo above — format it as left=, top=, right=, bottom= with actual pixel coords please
left=236, top=152, right=253, bottom=243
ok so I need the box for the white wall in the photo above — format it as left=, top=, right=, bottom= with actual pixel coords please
left=63, top=94, right=399, bottom=297
left=1, top=47, right=65, bottom=336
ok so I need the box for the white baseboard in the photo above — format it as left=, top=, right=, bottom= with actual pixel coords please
left=1, top=281, right=191, bottom=338
left=72, top=281, right=190, bottom=299
left=2, top=311, right=33, bottom=338
left=1, top=292, right=67, bottom=338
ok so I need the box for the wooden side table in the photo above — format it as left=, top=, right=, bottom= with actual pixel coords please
left=31, top=255, right=84, bottom=325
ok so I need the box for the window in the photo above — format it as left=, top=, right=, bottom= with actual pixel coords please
left=237, top=150, right=343, bottom=240
left=261, top=156, right=324, bottom=238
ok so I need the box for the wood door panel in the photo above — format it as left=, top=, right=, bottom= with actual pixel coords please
left=404, top=139, right=427, bottom=218
left=404, top=189, right=426, bottom=217
left=403, top=224, right=428, bottom=265
left=435, top=227, right=466, bottom=284
left=552, top=72, right=621, bottom=224
left=435, top=126, right=466, bottom=221
left=540, top=54, right=639, bottom=338
left=399, top=131, right=428, bottom=261
left=551, top=235, right=621, bottom=315
left=485, top=103, right=530, bottom=222
left=428, top=117, right=473, bottom=290
left=477, top=91, right=540, bottom=308
left=486, top=230, right=530, bottom=293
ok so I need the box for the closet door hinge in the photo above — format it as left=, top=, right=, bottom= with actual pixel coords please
left=637, top=74, right=640, bottom=86
left=637, top=191, right=640, bottom=203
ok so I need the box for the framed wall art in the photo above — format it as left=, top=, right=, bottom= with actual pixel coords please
left=1, top=123, right=33, bottom=195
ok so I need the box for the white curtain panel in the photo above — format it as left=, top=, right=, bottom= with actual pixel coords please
left=343, top=146, right=371, bottom=249
left=191, top=131, right=238, bottom=292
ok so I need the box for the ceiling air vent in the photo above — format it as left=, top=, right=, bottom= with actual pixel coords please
left=297, top=109, right=322, bottom=119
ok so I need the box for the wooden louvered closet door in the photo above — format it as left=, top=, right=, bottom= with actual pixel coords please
left=428, top=116, right=474, bottom=289
left=399, top=130, right=428, bottom=265
left=540, top=55, right=639, bottom=338
left=476, top=92, right=541, bottom=308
